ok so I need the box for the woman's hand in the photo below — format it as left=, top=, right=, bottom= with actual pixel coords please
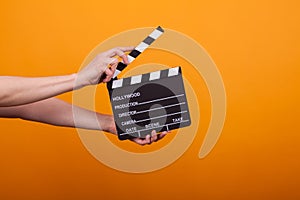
left=130, top=131, right=169, bottom=145
left=75, top=46, right=134, bottom=89
left=103, top=115, right=169, bottom=145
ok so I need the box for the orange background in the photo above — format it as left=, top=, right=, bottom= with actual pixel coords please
left=1, top=0, right=300, bottom=199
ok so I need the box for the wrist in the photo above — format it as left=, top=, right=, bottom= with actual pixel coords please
left=73, top=73, right=88, bottom=90
left=97, top=114, right=117, bottom=135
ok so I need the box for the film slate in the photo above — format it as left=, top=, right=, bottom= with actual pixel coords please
left=108, top=67, right=191, bottom=140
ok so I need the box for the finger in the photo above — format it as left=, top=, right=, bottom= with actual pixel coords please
left=114, top=50, right=129, bottom=64
left=132, top=138, right=147, bottom=146
left=110, top=62, right=117, bottom=74
left=157, top=131, right=168, bottom=140
left=150, top=130, right=158, bottom=142
left=105, top=67, right=114, bottom=77
left=117, top=46, right=135, bottom=52
left=101, top=67, right=115, bottom=83
left=108, top=57, right=118, bottom=65
left=120, top=54, right=129, bottom=65
left=107, top=47, right=134, bottom=64
left=107, top=47, right=133, bottom=57
left=145, top=134, right=152, bottom=144
left=131, top=138, right=143, bottom=145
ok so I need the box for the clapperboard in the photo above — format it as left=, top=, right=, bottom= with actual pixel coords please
left=106, top=26, right=191, bottom=140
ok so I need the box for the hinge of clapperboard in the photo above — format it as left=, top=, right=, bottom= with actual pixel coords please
left=106, top=26, right=165, bottom=96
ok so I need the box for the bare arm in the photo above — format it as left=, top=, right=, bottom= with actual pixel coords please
left=0, top=47, right=133, bottom=107
left=0, top=47, right=168, bottom=144
left=0, top=75, right=76, bottom=107
left=0, top=97, right=115, bottom=132
left=0, top=98, right=167, bottom=145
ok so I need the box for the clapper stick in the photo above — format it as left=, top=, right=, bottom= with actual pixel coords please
left=106, top=26, right=164, bottom=91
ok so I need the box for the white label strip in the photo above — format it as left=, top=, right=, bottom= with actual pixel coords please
left=149, top=70, right=161, bottom=81
left=130, top=75, right=142, bottom=85
left=112, top=79, right=123, bottom=89
left=168, top=67, right=179, bottom=77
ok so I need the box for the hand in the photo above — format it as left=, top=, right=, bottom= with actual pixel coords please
left=75, top=46, right=134, bottom=89
left=102, top=115, right=169, bottom=145
left=110, top=126, right=169, bottom=146
left=130, top=130, right=169, bottom=146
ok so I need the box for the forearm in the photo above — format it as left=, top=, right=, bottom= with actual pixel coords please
left=0, top=47, right=134, bottom=107
left=0, top=97, right=167, bottom=145
left=0, top=97, right=116, bottom=133
left=0, top=74, right=82, bottom=107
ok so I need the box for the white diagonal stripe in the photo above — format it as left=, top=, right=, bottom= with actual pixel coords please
left=135, top=42, right=149, bottom=53
left=113, top=69, right=121, bottom=78
left=149, top=29, right=163, bottom=39
left=127, top=55, right=135, bottom=63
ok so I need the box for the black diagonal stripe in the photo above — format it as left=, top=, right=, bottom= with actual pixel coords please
left=143, top=36, right=155, bottom=45
left=129, top=49, right=141, bottom=58
left=178, top=66, right=182, bottom=74
left=116, top=62, right=127, bottom=71
left=156, top=26, right=164, bottom=32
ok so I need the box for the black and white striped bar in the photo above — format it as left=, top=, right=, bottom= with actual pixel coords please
left=112, top=26, right=164, bottom=78
left=108, top=66, right=191, bottom=140
left=111, top=66, right=181, bottom=89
